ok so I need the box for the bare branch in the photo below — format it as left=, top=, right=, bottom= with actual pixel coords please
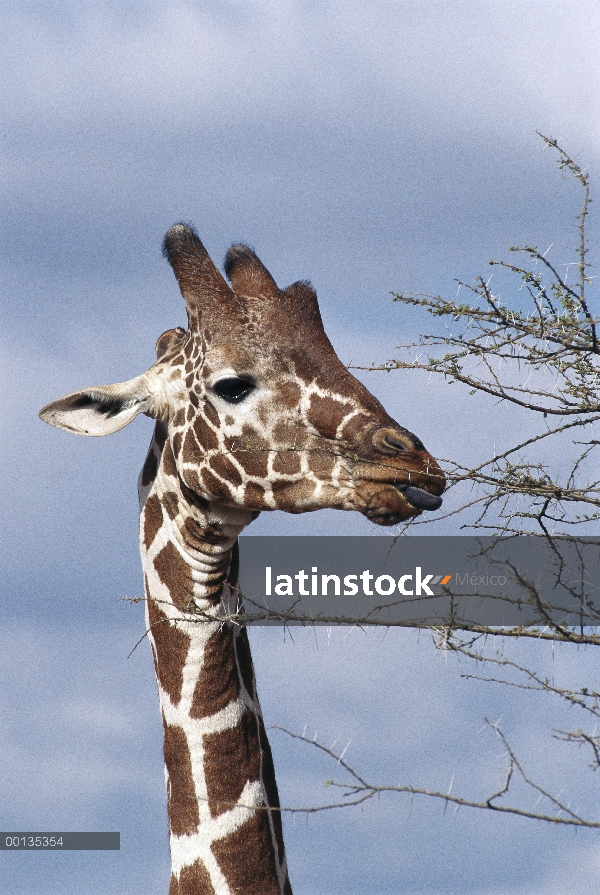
left=268, top=723, right=600, bottom=828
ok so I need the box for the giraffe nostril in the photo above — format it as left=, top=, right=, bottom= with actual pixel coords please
left=384, top=432, right=409, bottom=451
left=372, top=427, right=416, bottom=455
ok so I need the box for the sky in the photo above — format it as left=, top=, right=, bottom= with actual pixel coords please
left=2, top=2, right=600, bottom=893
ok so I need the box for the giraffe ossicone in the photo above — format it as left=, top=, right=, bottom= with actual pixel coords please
left=40, top=224, right=445, bottom=895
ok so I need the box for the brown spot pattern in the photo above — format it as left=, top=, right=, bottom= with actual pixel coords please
left=244, top=482, right=267, bottom=508
left=201, top=467, right=234, bottom=501
left=170, top=861, right=214, bottom=895
left=276, top=380, right=302, bottom=408
left=204, top=401, right=220, bottom=427
left=147, top=597, right=190, bottom=704
left=173, top=408, right=186, bottom=427
left=235, top=629, right=256, bottom=700
left=163, top=722, right=200, bottom=835
left=182, top=430, right=202, bottom=465
left=193, top=415, right=219, bottom=452
left=162, top=441, right=178, bottom=479
left=143, top=494, right=163, bottom=548
left=340, top=413, right=370, bottom=448
left=140, top=447, right=158, bottom=486
left=212, top=810, right=281, bottom=895
left=307, top=450, right=336, bottom=479
left=190, top=625, right=240, bottom=720
left=272, top=451, right=302, bottom=475
left=307, top=394, right=352, bottom=439
left=203, top=709, right=260, bottom=818
left=272, top=421, right=295, bottom=444
left=232, top=445, right=269, bottom=479
left=272, top=478, right=316, bottom=508
left=154, top=541, right=194, bottom=610
left=173, top=431, right=183, bottom=457
left=209, top=453, right=243, bottom=487
left=162, top=490, right=179, bottom=521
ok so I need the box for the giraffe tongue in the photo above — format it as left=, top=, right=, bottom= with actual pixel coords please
left=395, top=483, right=443, bottom=511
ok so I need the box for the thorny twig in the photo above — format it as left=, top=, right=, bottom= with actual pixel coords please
left=355, top=135, right=599, bottom=537
left=264, top=722, right=600, bottom=827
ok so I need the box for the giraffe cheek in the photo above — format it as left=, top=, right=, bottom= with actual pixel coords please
left=209, top=453, right=243, bottom=488
left=233, top=446, right=270, bottom=479
left=306, top=450, right=336, bottom=479
left=271, top=451, right=302, bottom=476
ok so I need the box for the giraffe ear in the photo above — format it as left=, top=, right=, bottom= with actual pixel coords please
left=39, top=375, right=153, bottom=437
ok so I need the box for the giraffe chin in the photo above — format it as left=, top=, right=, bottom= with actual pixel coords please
left=361, top=482, right=443, bottom=526
left=366, top=507, right=419, bottom=526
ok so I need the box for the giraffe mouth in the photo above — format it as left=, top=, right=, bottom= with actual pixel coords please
left=394, top=483, right=443, bottom=512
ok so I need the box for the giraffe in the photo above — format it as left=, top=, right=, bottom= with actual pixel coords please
left=39, top=224, right=445, bottom=895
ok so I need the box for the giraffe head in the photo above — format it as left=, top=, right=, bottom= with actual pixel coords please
left=39, top=224, right=444, bottom=526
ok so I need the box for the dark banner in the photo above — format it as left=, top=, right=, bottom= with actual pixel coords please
left=1, top=833, right=120, bottom=850
left=236, top=536, right=600, bottom=627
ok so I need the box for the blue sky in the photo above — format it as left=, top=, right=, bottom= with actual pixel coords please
left=2, top=2, right=600, bottom=893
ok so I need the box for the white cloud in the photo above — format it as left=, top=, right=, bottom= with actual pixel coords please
left=3, top=1, right=599, bottom=143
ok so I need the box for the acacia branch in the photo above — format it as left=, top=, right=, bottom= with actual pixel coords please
left=268, top=723, right=600, bottom=828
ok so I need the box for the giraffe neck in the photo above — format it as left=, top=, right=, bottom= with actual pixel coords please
left=139, top=426, right=292, bottom=895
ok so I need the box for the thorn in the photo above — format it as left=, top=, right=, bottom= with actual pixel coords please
left=339, top=739, right=352, bottom=762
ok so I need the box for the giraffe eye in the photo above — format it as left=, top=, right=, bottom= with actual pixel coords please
left=213, top=378, right=255, bottom=403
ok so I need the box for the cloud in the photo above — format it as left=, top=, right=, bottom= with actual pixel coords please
left=3, top=0, right=599, bottom=295
left=4, top=1, right=599, bottom=138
